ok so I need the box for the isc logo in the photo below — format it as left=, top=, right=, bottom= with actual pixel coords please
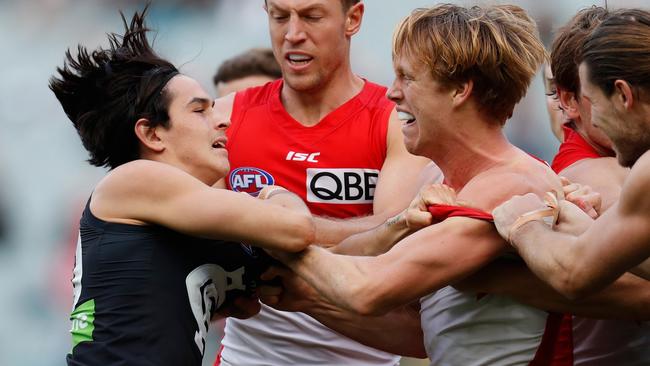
left=286, top=151, right=320, bottom=163
left=229, top=167, right=275, bottom=196
left=306, top=168, right=379, bottom=204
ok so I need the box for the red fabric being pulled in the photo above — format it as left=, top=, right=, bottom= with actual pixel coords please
left=427, top=204, right=494, bottom=223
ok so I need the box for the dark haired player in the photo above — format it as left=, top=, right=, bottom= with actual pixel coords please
left=50, top=8, right=315, bottom=366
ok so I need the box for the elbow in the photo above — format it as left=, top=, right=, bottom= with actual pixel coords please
left=556, top=271, right=592, bottom=301
left=285, top=214, right=316, bottom=252
left=348, top=288, right=392, bottom=317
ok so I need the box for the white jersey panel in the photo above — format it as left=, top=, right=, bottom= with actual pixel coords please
left=421, top=286, right=548, bottom=366
left=71, top=233, right=83, bottom=310
left=221, top=304, right=400, bottom=366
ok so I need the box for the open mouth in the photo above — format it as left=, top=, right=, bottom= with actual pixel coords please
left=212, top=138, right=226, bottom=149
left=397, top=111, right=416, bottom=125
left=286, top=53, right=313, bottom=66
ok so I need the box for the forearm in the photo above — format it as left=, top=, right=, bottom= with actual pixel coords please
left=313, top=213, right=391, bottom=247
left=465, top=260, right=650, bottom=321
left=262, top=186, right=311, bottom=214
left=282, top=246, right=380, bottom=315
left=512, top=221, right=624, bottom=299
left=331, top=211, right=414, bottom=256
left=304, top=299, right=426, bottom=357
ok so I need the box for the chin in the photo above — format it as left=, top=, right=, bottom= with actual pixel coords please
left=284, top=74, right=321, bottom=93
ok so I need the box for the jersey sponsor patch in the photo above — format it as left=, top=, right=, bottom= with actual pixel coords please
left=70, top=299, right=95, bottom=350
left=306, top=168, right=379, bottom=204
left=229, top=167, right=275, bottom=196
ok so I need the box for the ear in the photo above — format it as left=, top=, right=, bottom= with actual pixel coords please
left=451, top=79, right=473, bottom=108
left=557, top=88, right=580, bottom=120
left=134, top=118, right=165, bottom=153
left=613, top=79, right=635, bottom=111
left=344, top=2, right=364, bottom=37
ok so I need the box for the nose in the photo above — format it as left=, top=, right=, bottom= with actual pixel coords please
left=212, top=98, right=232, bottom=130
left=285, top=15, right=306, bottom=44
left=216, top=119, right=230, bottom=130
left=387, top=79, right=403, bottom=103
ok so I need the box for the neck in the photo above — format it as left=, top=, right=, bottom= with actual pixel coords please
left=280, top=62, right=364, bottom=126
left=431, top=118, right=514, bottom=190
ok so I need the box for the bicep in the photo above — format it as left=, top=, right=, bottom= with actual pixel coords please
left=102, top=164, right=311, bottom=251
left=575, top=201, right=650, bottom=286
left=373, top=110, right=432, bottom=215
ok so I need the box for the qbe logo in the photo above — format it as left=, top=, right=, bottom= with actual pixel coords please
left=306, top=168, right=379, bottom=204
left=229, top=167, right=275, bottom=196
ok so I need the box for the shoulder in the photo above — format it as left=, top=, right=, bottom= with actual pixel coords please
left=91, top=160, right=206, bottom=223
left=459, top=157, right=561, bottom=211
left=94, top=160, right=202, bottom=203
left=560, top=156, right=628, bottom=188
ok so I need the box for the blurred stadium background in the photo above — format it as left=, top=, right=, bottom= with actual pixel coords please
left=0, top=0, right=645, bottom=365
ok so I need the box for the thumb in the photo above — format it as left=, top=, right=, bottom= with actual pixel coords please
left=559, top=176, right=572, bottom=186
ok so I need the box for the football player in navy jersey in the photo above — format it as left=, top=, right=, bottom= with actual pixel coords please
left=50, top=7, right=314, bottom=366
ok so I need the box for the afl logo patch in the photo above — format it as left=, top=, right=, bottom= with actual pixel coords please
left=229, top=167, right=275, bottom=196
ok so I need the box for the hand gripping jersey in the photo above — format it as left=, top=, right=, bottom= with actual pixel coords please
left=552, top=125, right=650, bottom=366
left=220, top=79, right=399, bottom=365
left=66, top=199, right=269, bottom=366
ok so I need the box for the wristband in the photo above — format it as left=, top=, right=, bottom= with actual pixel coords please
left=507, top=190, right=561, bottom=244
left=263, top=187, right=291, bottom=200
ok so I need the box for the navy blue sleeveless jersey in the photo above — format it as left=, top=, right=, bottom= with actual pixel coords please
left=66, top=199, right=269, bottom=366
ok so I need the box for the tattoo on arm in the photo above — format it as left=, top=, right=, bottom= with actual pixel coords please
left=385, top=213, right=403, bottom=228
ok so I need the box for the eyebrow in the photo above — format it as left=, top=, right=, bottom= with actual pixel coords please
left=268, top=1, right=325, bottom=13
left=186, top=97, right=212, bottom=107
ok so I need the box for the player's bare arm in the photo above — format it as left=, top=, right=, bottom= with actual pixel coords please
left=259, top=266, right=426, bottom=357
left=456, top=259, right=650, bottom=321
left=494, top=152, right=650, bottom=298
left=313, top=109, right=434, bottom=246
left=331, top=169, right=445, bottom=256
left=277, top=170, right=559, bottom=315
left=91, top=159, right=315, bottom=252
